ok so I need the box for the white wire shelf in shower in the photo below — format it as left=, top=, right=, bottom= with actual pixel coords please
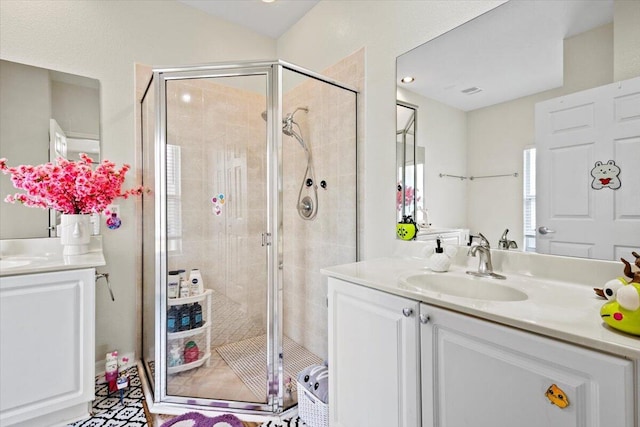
left=167, top=352, right=211, bottom=375
left=167, top=321, right=210, bottom=340
left=168, top=289, right=212, bottom=306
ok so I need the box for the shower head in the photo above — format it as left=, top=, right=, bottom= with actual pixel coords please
left=259, top=106, right=308, bottom=124
left=283, top=117, right=308, bottom=152
left=260, top=107, right=310, bottom=152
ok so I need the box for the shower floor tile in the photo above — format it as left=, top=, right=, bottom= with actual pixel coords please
left=166, top=289, right=321, bottom=405
left=168, top=351, right=259, bottom=402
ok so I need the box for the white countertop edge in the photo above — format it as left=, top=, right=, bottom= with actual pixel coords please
left=0, top=236, right=106, bottom=277
left=322, top=257, right=640, bottom=360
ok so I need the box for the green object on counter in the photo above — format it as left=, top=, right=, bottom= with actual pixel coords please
left=397, top=215, right=418, bottom=240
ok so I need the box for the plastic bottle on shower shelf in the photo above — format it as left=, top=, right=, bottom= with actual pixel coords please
left=167, top=306, right=179, bottom=333
left=167, top=270, right=179, bottom=299
left=179, top=304, right=191, bottom=331
left=190, top=302, right=203, bottom=329
left=188, top=269, right=203, bottom=296
left=179, top=281, right=189, bottom=298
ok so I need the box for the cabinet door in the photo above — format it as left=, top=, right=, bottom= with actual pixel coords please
left=328, top=278, right=420, bottom=427
left=0, top=269, right=95, bottom=426
left=420, top=304, right=634, bottom=427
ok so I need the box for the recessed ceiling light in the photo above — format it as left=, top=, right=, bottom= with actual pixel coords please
left=401, top=76, right=415, bottom=84
left=181, top=93, right=191, bottom=103
left=262, top=0, right=276, bottom=3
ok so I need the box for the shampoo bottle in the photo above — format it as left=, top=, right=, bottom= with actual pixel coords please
left=189, top=269, right=203, bottom=296
left=191, top=302, right=203, bottom=328
left=167, top=306, right=179, bottom=333
left=179, top=304, right=191, bottom=331
left=168, top=270, right=179, bottom=299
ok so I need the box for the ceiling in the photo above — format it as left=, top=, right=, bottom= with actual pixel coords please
left=178, top=0, right=320, bottom=39
left=397, top=0, right=614, bottom=112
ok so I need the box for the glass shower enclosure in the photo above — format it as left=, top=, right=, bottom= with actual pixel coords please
left=140, top=60, right=358, bottom=416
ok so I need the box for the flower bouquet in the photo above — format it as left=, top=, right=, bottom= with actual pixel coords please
left=0, top=153, right=143, bottom=214
left=1, top=154, right=145, bottom=254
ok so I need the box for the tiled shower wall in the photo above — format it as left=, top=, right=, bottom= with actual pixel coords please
left=166, top=77, right=268, bottom=332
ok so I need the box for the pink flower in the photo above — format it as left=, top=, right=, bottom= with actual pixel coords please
left=1, top=155, right=146, bottom=214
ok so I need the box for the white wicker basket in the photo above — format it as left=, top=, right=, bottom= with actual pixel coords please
left=297, top=381, right=329, bottom=427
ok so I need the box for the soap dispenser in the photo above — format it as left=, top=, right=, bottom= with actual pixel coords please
left=430, top=238, right=452, bottom=272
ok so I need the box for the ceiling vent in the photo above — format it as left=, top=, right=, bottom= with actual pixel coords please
left=461, top=86, right=483, bottom=95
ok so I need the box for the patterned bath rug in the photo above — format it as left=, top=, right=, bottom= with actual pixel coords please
left=259, top=418, right=306, bottom=427
left=68, top=366, right=150, bottom=426
left=160, top=412, right=246, bottom=427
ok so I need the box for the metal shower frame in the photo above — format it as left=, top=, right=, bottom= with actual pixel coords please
left=142, top=60, right=358, bottom=416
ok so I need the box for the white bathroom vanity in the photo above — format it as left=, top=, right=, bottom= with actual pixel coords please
left=323, top=250, right=640, bottom=427
left=0, top=237, right=105, bottom=427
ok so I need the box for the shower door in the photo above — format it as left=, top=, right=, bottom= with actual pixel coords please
left=143, top=64, right=284, bottom=412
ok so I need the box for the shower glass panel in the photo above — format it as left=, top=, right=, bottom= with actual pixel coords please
left=141, top=76, right=156, bottom=391
left=280, top=69, right=357, bottom=410
left=140, top=61, right=358, bottom=417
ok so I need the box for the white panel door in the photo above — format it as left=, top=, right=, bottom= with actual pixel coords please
left=328, top=278, right=420, bottom=427
left=420, top=304, right=633, bottom=427
left=535, top=77, right=640, bottom=260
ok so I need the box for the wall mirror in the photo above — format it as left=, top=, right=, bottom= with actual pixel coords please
left=396, top=0, right=640, bottom=261
left=0, top=59, right=101, bottom=239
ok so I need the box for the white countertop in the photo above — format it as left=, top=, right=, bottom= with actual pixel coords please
left=322, top=255, right=640, bottom=360
left=0, top=236, right=106, bottom=277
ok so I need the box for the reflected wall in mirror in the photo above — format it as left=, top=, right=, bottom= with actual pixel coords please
left=0, top=59, right=101, bottom=239
left=396, top=0, right=640, bottom=260
left=397, top=102, right=425, bottom=225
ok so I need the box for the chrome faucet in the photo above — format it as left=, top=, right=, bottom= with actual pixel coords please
left=498, top=228, right=518, bottom=250
left=466, top=233, right=506, bottom=280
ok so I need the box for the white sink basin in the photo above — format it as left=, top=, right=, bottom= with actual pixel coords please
left=400, top=272, right=528, bottom=302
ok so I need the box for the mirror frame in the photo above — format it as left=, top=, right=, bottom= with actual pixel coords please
left=396, top=101, right=418, bottom=224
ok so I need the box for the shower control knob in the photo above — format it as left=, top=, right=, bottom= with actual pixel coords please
left=320, top=180, right=327, bottom=189
left=306, top=178, right=313, bottom=187
left=402, top=308, right=414, bottom=317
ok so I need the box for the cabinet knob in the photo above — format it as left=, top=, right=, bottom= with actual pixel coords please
left=402, top=308, right=414, bottom=317
left=419, top=314, right=430, bottom=324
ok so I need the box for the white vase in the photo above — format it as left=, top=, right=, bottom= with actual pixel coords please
left=60, top=214, right=91, bottom=255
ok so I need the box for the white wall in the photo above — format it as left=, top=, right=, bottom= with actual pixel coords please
left=0, top=0, right=509, bottom=364
left=0, top=0, right=276, bottom=361
left=277, top=0, right=505, bottom=260
left=397, top=87, right=467, bottom=229
left=0, top=60, right=51, bottom=239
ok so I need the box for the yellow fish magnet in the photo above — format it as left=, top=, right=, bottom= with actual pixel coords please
left=545, top=384, right=569, bottom=409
